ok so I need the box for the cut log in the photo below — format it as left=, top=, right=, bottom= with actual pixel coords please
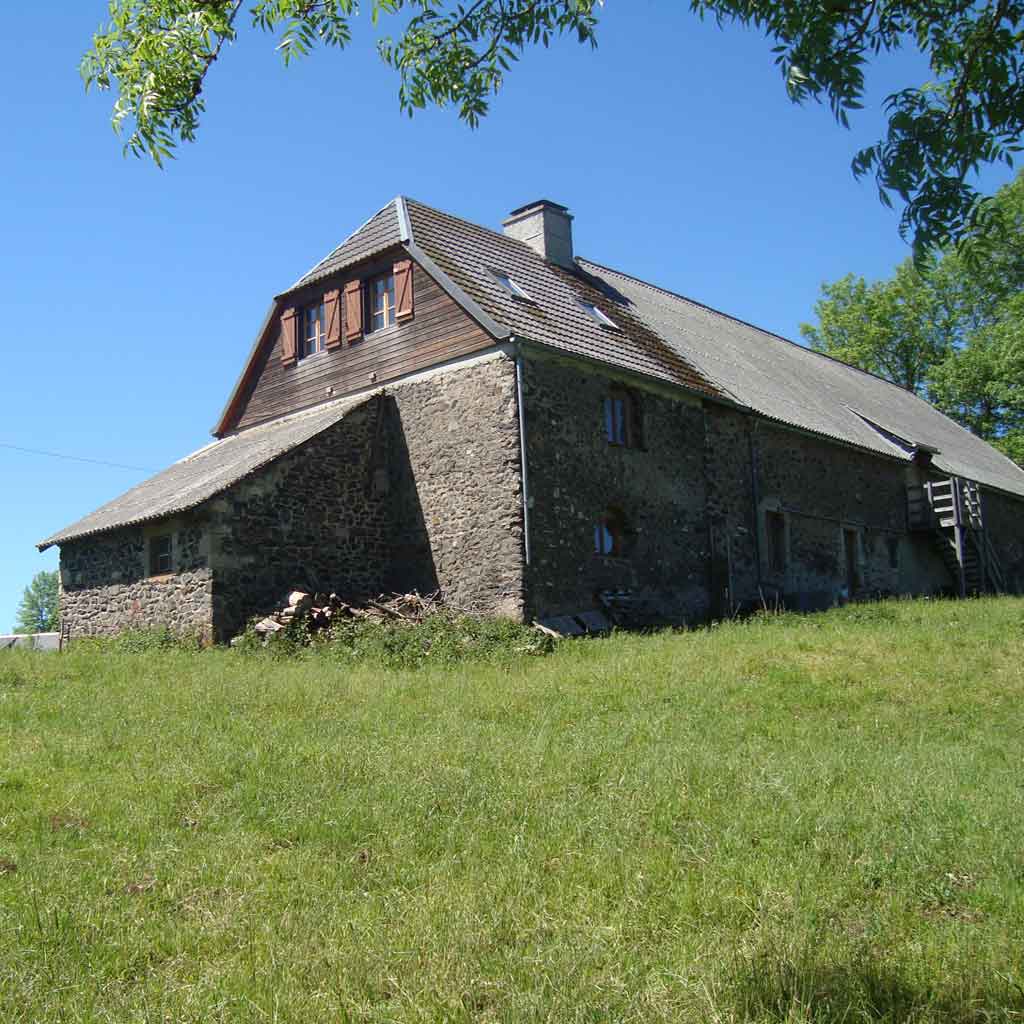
left=366, top=597, right=415, bottom=621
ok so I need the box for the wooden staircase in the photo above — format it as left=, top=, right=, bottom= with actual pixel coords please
left=907, top=477, right=1006, bottom=596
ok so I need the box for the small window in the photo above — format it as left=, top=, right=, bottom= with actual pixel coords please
left=301, top=301, right=326, bottom=358
left=604, top=389, right=641, bottom=448
left=594, top=508, right=626, bottom=557
left=765, top=510, right=787, bottom=573
left=490, top=269, right=532, bottom=301
left=368, top=273, right=397, bottom=332
left=149, top=535, right=172, bottom=576
left=579, top=300, right=619, bottom=330
left=888, top=537, right=900, bottom=570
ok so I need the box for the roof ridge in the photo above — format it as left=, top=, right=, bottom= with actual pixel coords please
left=395, top=195, right=412, bottom=243
left=403, top=196, right=542, bottom=261
left=577, top=256, right=928, bottom=402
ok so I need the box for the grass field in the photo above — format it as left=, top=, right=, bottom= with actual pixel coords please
left=2, top=598, right=1024, bottom=1023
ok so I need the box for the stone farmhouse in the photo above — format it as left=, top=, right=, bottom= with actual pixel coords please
left=40, top=198, right=1024, bottom=641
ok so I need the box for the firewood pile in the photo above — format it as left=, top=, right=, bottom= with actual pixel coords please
left=247, top=589, right=443, bottom=639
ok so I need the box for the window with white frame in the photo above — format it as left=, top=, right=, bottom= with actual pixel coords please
left=301, top=301, right=326, bottom=358
left=368, top=272, right=397, bottom=331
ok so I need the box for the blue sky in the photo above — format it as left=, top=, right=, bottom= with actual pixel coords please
left=0, top=2, right=1012, bottom=632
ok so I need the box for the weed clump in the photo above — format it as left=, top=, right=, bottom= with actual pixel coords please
left=234, top=610, right=555, bottom=668
left=70, top=627, right=206, bottom=654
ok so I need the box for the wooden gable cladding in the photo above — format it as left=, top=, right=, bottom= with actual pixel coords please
left=280, top=308, right=298, bottom=367
left=394, top=258, right=414, bottom=321
left=226, top=249, right=495, bottom=433
left=344, top=279, right=363, bottom=343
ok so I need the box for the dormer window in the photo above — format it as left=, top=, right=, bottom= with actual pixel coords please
left=490, top=269, right=532, bottom=301
left=580, top=300, right=619, bottom=329
left=301, top=301, right=327, bottom=358
left=368, top=272, right=397, bottom=331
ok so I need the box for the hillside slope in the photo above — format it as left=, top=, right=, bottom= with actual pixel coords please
left=2, top=599, right=1023, bottom=1023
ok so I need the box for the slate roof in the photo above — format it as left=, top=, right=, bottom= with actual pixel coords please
left=576, top=259, right=1024, bottom=498
left=38, top=394, right=370, bottom=550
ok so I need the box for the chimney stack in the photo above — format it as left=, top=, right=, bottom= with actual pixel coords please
left=502, top=200, right=574, bottom=267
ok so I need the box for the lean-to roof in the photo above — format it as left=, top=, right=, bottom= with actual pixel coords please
left=38, top=395, right=369, bottom=550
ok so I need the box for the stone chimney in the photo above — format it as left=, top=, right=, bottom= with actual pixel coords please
left=502, top=200, right=574, bottom=267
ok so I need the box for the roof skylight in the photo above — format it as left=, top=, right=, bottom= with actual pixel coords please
left=579, top=300, right=620, bottom=330
left=489, top=268, right=532, bottom=301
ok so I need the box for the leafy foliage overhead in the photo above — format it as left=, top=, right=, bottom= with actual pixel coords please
left=81, top=0, right=599, bottom=165
left=692, top=0, right=1024, bottom=254
left=82, top=0, right=1024, bottom=253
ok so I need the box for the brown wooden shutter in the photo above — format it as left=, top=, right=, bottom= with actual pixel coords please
left=280, top=307, right=298, bottom=367
left=324, top=288, right=342, bottom=349
left=394, top=258, right=414, bottom=321
left=344, top=279, right=363, bottom=342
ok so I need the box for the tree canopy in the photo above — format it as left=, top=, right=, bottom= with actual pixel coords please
left=14, top=570, right=60, bottom=635
left=801, top=170, right=1024, bottom=466
left=82, top=0, right=1024, bottom=254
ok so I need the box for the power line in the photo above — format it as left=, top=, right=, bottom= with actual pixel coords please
left=0, top=442, right=153, bottom=473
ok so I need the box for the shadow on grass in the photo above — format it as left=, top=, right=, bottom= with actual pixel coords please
left=726, top=952, right=1024, bottom=1022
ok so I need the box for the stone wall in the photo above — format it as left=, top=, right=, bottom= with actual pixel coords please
left=521, top=356, right=971, bottom=626
left=209, top=353, right=525, bottom=639
left=702, top=405, right=759, bottom=614
left=385, top=354, right=524, bottom=618
left=57, top=356, right=525, bottom=643
left=752, top=422, right=915, bottom=607
left=59, top=516, right=214, bottom=639
left=983, top=487, right=1024, bottom=592
left=207, top=397, right=390, bottom=641
left=57, top=345, right=1024, bottom=641
left=522, top=356, right=710, bottom=624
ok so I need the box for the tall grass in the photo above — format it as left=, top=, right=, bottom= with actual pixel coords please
left=2, top=598, right=1023, bottom=1022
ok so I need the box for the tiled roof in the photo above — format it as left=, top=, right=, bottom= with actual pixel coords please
left=287, top=200, right=405, bottom=292
left=38, top=394, right=370, bottom=550
left=578, top=259, right=1024, bottom=498
left=404, top=199, right=722, bottom=398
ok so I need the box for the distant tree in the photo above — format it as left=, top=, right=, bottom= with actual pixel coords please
left=14, top=571, right=60, bottom=634
left=802, top=171, right=1024, bottom=465
left=929, top=294, right=1024, bottom=464
left=799, top=261, right=955, bottom=393
left=81, top=0, right=1024, bottom=254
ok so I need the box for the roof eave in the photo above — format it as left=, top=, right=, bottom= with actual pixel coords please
left=512, top=336, right=741, bottom=410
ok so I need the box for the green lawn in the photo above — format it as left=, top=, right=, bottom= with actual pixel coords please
left=2, top=599, right=1024, bottom=1023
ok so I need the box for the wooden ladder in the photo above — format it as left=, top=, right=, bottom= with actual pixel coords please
left=908, top=476, right=1005, bottom=595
